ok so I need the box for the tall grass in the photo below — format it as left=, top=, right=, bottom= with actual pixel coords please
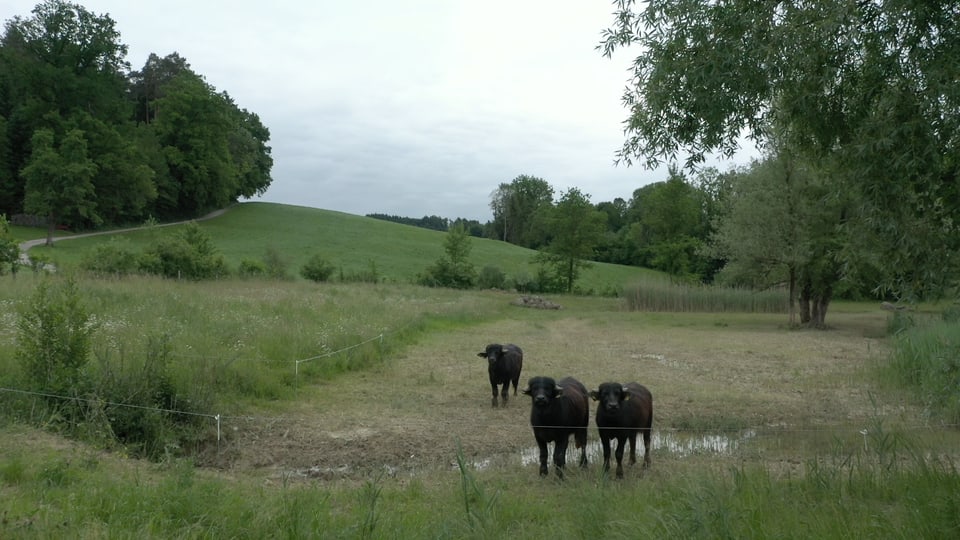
left=885, top=315, right=960, bottom=424
left=623, top=279, right=787, bottom=313
left=0, top=422, right=956, bottom=538
left=0, top=274, right=506, bottom=458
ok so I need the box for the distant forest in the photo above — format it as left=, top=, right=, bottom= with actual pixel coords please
left=365, top=214, right=484, bottom=237
left=0, top=2, right=273, bottom=236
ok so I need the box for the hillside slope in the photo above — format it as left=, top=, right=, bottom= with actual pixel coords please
left=22, top=202, right=663, bottom=291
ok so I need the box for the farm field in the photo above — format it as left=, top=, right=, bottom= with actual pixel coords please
left=15, top=202, right=666, bottom=294
left=2, top=203, right=958, bottom=537
left=1, top=275, right=958, bottom=537
left=209, top=302, right=915, bottom=478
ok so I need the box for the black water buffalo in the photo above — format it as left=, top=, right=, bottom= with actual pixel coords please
left=589, top=382, right=653, bottom=478
left=522, top=376, right=589, bottom=478
left=476, top=343, right=523, bottom=407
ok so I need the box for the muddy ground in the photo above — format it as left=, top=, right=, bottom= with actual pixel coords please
left=199, top=307, right=945, bottom=481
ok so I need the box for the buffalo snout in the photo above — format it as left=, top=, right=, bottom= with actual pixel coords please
left=603, top=400, right=621, bottom=411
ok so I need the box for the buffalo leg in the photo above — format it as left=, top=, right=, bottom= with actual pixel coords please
left=614, top=437, right=626, bottom=479
left=490, top=383, right=499, bottom=407
left=554, top=439, right=568, bottom=479
left=500, top=385, right=509, bottom=406
left=627, top=432, right=637, bottom=465
left=641, top=428, right=652, bottom=467
left=575, top=428, right=588, bottom=469
left=536, top=439, right=550, bottom=477
left=600, top=434, right=612, bottom=475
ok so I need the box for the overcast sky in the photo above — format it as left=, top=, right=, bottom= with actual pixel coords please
left=4, top=0, right=756, bottom=222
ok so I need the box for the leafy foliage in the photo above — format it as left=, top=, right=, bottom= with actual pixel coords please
left=15, top=277, right=94, bottom=397
left=20, top=128, right=98, bottom=244
left=0, top=2, right=272, bottom=226
left=0, top=213, right=19, bottom=274
left=477, top=265, right=506, bottom=290
left=300, top=254, right=335, bottom=282
left=601, top=0, right=960, bottom=300
left=237, top=258, right=267, bottom=277
left=420, top=224, right=477, bottom=289
left=139, top=222, right=227, bottom=279
left=488, top=174, right=554, bottom=247
left=533, top=187, right=605, bottom=293
left=79, top=237, right=139, bottom=276
left=261, top=246, right=289, bottom=280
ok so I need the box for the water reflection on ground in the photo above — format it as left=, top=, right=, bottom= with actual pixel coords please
left=516, top=430, right=757, bottom=468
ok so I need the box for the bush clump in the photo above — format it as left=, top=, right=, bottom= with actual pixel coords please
left=139, top=222, right=227, bottom=279
left=477, top=265, right=506, bottom=289
left=80, top=237, right=139, bottom=276
left=419, top=225, right=476, bottom=289
left=16, top=277, right=94, bottom=398
left=301, top=254, right=336, bottom=282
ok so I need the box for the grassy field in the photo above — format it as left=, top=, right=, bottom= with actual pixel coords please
left=16, top=202, right=666, bottom=294
left=1, top=269, right=958, bottom=537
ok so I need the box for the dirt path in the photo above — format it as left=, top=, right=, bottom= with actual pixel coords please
left=17, top=207, right=232, bottom=265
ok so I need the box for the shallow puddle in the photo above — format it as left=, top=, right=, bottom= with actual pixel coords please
left=516, top=429, right=757, bottom=468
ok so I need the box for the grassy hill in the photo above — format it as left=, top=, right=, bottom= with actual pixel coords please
left=22, top=202, right=665, bottom=293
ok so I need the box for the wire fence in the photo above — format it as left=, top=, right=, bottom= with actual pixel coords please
left=2, top=332, right=958, bottom=468
left=2, top=383, right=957, bottom=439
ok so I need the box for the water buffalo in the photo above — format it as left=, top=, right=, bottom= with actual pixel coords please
left=522, top=376, right=589, bottom=478
left=476, top=343, right=523, bottom=407
left=589, top=382, right=653, bottom=478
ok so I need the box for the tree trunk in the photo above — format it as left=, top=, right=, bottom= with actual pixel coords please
left=798, top=281, right=811, bottom=325
left=44, top=212, right=56, bottom=247
left=812, top=285, right=833, bottom=329
left=788, top=265, right=797, bottom=326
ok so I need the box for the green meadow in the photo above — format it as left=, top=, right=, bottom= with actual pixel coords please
left=19, top=202, right=667, bottom=294
left=1, top=203, right=958, bottom=538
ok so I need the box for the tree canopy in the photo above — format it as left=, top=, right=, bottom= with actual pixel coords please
left=534, top=187, right=606, bottom=293
left=601, top=0, right=960, bottom=300
left=0, top=1, right=273, bottom=229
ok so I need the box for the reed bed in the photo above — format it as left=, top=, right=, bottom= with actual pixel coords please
left=623, top=279, right=788, bottom=313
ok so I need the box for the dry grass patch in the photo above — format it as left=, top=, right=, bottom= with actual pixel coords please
left=201, top=304, right=946, bottom=483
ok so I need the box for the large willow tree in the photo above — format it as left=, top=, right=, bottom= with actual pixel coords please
left=601, top=0, right=959, bottom=301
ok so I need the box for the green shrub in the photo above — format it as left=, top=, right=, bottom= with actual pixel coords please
left=15, top=277, right=94, bottom=397
left=238, top=259, right=267, bottom=277
left=339, top=260, right=380, bottom=283
left=509, top=271, right=536, bottom=293
left=262, top=247, right=290, bottom=280
left=301, top=254, right=335, bottom=282
left=140, top=223, right=228, bottom=280
left=419, top=225, right=477, bottom=289
left=0, top=213, right=19, bottom=275
left=80, top=237, right=139, bottom=276
left=90, top=334, right=212, bottom=460
left=477, top=265, right=506, bottom=289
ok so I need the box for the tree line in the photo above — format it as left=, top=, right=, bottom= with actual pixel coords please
left=0, top=1, right=273, bottom=245
left=599, top=0, right=959, bottom=326
left=418, top=0, right=957, bottom=326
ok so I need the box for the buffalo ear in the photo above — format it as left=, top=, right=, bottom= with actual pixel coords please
left=477, top=351, right=486, bottom=358
left=588, top=390, right=600, bottom=401
left=521, top=387, right=532, bottom=396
